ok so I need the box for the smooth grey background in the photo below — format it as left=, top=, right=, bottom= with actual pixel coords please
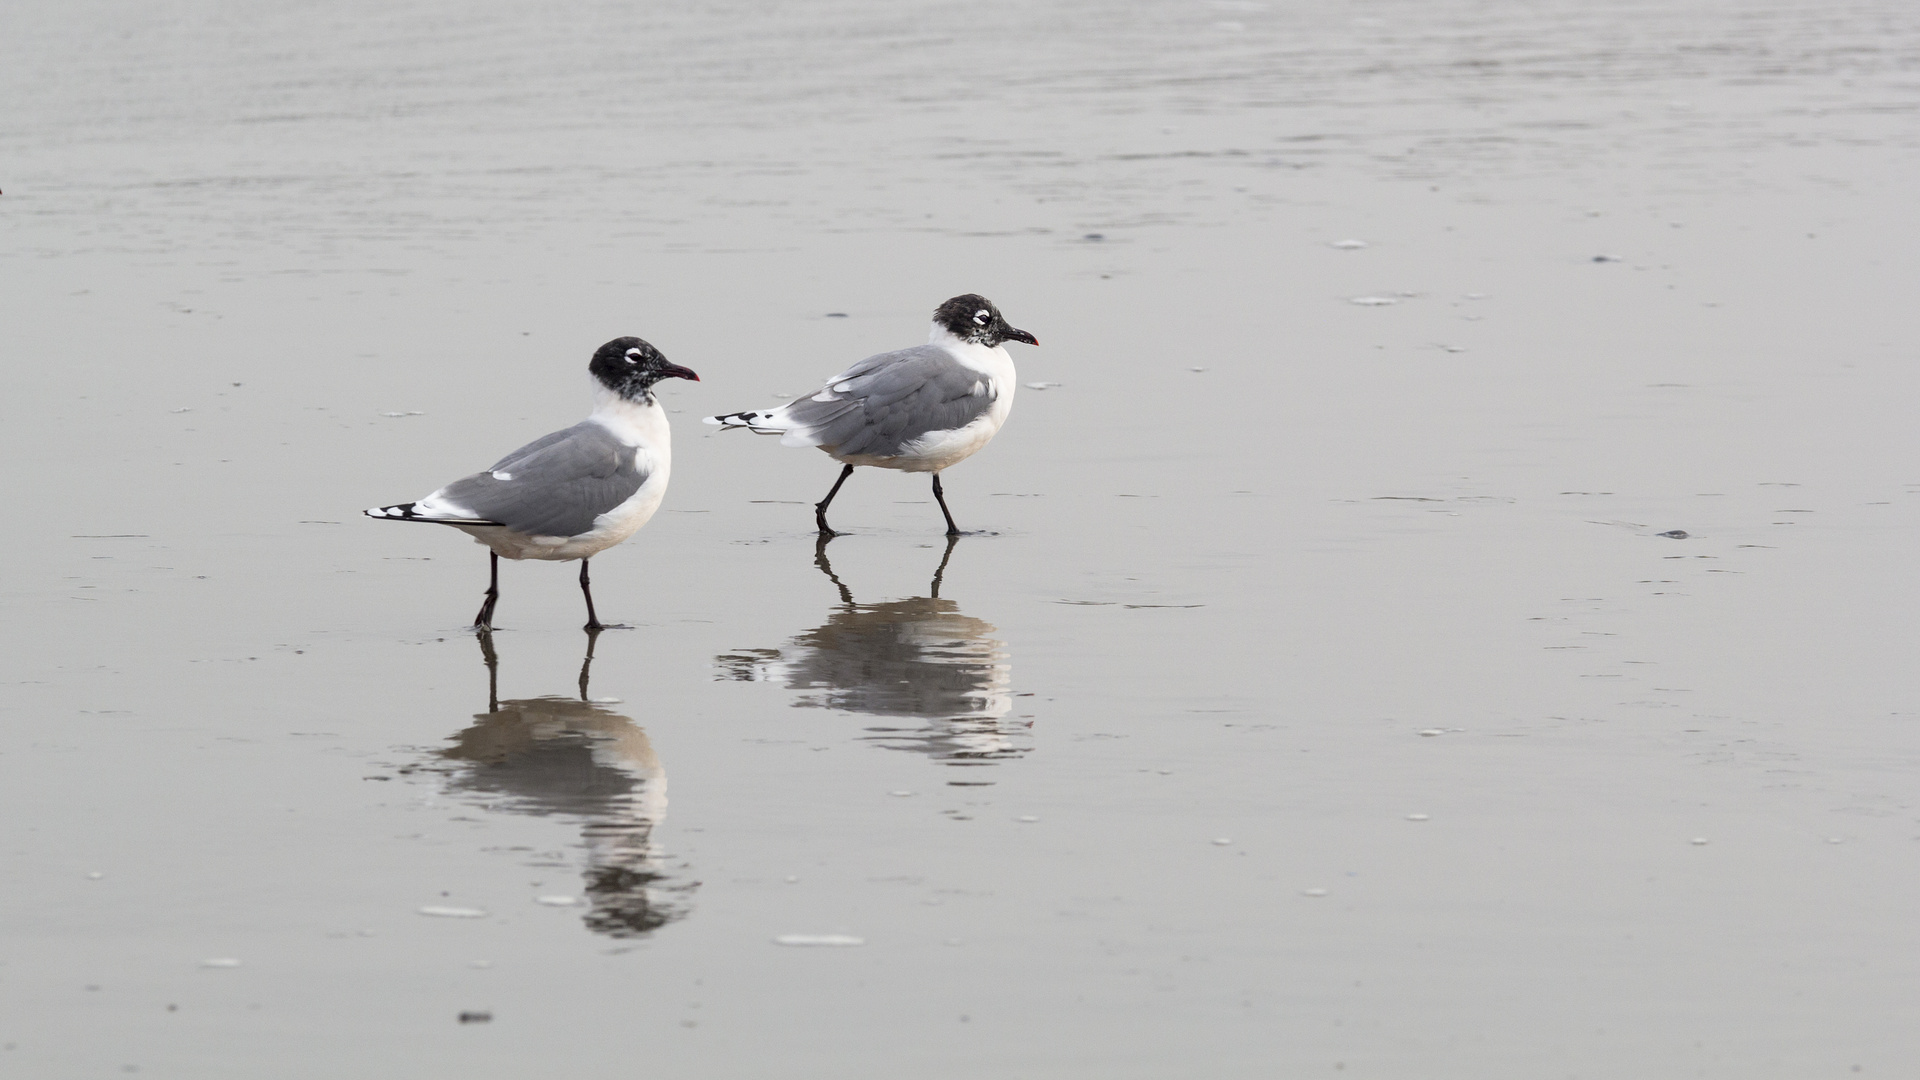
left=4, top=1, right=1918, bottom=1076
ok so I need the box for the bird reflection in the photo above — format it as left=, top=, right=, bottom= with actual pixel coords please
left=716, top=536, right=1028, bottom=764
left=438, top=632, right=693, bottom=937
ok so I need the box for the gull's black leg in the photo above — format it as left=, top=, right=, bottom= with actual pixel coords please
left=815, top=463, right=856, bottom=536
left=473, top=552, right=500, bottom=630
left=580, top=558, right=603, bottom=632
left=931, top=473, right=961, bottom=537
left=577, top=558, right=632, bottom=631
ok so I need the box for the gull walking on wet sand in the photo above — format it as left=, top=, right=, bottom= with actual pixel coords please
left=366, top=337, right=699, bottom=631
left=704, top=294, right=1038, bottom=536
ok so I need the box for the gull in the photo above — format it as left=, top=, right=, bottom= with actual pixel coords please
left=366, top=337, right=698, bottom=631
left=704, top=294, right=1037, bottom=536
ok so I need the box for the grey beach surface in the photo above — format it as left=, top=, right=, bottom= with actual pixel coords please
left=4, top=1, right=1919, bottom=1076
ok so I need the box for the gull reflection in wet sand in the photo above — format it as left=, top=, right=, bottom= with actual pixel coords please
left=438, top=632, right=694, bottom=937
left=717, top=536, right=1028, bottom=764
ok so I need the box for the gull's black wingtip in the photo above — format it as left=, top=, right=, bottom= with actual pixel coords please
left=365, top=503, right=504, bottom=526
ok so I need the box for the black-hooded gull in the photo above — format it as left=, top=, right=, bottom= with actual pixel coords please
left=706, top=294, right=1037, bottom=536
left=367, top=337, right=699, bottom=631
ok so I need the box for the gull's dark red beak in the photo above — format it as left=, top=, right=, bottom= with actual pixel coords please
left=660, top=363, right=700, bottom=382
left=1002, top=326, right=1039, bottom=347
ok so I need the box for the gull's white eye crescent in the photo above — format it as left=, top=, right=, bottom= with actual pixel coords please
left=624, top=347, right=644, bottom=364
left=973, top=309, right=990, bottom=324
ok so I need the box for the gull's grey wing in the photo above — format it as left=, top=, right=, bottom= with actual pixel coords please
left=784, top=345, right=998, bottom=459
left=439, top=421, right=645, bottom=537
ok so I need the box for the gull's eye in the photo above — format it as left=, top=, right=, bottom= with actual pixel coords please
left=625, top=348, right=644, bottom=365
left=973, top=310, right=990, bottom=325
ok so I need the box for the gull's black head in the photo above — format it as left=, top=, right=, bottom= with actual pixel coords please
left=933, top=294, right=1039, bottom=348
left=589, top=337, right=700, bottom=401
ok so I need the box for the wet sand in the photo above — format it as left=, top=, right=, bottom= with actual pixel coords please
left=5, top=1, right=1920, bottom=1076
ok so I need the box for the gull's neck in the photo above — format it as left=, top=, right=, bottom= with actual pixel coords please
left=929, top=323, right=1014, bottom=377
left=589, top=379, right=667, bottom=446
left=592, top=380, right=656, bottom=414
left=929, top=323, right=978, bottom=349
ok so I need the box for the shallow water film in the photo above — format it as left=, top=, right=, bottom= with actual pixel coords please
left=5, top=1, right=1920, bottom=1076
